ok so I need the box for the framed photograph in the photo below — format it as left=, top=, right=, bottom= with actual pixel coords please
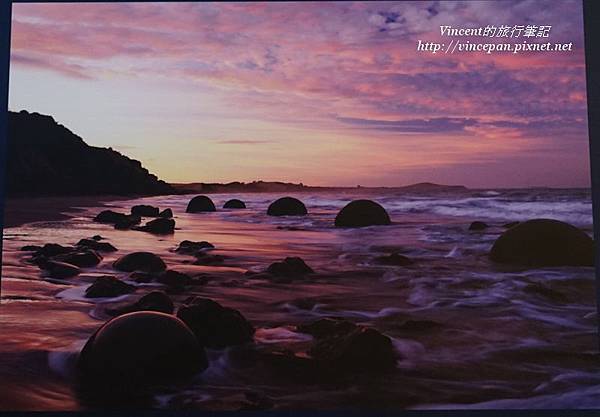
left=1, top=0, right=599, bottom=413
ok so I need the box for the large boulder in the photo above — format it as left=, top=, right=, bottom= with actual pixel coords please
left=186, top=195, right=216, bottom=213
left=36, top=243, right=74, bottom=257
left=85, top=276, right=135, bottom=298
left=223, top=199, right=246, bottom=209
left=77, top=312, right=208, bottom=395
left=267, top=197, right=307, bottom=216
left=177, top=298, right=255, bottom=349
left=113, top=252, right=167, bottom=273
left=490, top=219, right=594, bottom=267
left=136, top=218, right=175, bottom=235
left=131, top=205, right=160, bottom=217
left=334, top=200, right=391, bottom=227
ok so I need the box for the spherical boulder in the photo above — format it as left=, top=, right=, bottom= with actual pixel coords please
left=490, top=219, right=594, bottom=267
left=334, top=200, right=391, bottom=227
left=186, top=195, right=216, bottom=213
left=113, top=252, right=167, bottom=273
left=223, top=199, right=246, bottom=209
left=77, top=312, right=208, bottom=393
left=267, top=197, right=307, bottom=216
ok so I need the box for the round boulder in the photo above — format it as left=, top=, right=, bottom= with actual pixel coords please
left=267, top=197, right=307, bottom=216
left=186, top=196, right=216, bottom=213
left=113, top=252, right=167, bottom=273
left=223, top=199, right=246, bottom=209
left=490, top=219, right=594, bottom=267
left=77, top=312, right=208, bottom=393
left=334, top=200, right=391, bottom=228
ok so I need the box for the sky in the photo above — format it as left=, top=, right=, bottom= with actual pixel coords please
left=8, top=1, right=590, bottom=188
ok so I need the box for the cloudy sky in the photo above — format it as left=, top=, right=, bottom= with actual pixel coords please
left=8, top=1, right=590, bottom=187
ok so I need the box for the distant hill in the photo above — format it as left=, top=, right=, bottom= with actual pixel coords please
left=172, top=181, right=468, bottom=194
left=6, top=110, right=174, bottom=197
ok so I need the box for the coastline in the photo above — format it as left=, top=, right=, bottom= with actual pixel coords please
left=1, top=195, right=132, bottom=228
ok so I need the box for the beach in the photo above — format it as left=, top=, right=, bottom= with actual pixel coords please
left=0, top=188, right=598, bottom=410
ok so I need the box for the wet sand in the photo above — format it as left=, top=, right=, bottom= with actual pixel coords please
left=2, top=195, right=137, bottom=228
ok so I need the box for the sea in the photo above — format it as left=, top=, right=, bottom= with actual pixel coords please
left=0, top=187, right=598, bottom=410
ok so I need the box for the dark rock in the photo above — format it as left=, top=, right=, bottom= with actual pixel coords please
left=309, top=326, right=397, bottom=372
left=469, top=221, right=489, bottom=231
left=176, top=240, right=214, bottom=254
left=7, top=110, right=174, bottom=197
left=193, top=252, right=225, bottom=265
left=374, top=253, right=414, bottom=266
left=113, top=252, right=167, bottom=273
left=114, top=214, right=141, bottom=230
left=131, top=205, right=160, bottom=217
left=55, top=250, right=102, bottom=268
left=334, top=200, right=391, bottom=228
left=503, top=221, right=520, bottom=229
left=267, top=197, right=307, bottom=216
left=297, top=318, right=358, bottom=339
left=177, top=298, right=255, bottom=349
left=136, top=218, right=175, bottom=235
left=85, top=276, right=135, bottom=298
left=77, top=312, right=207, bottom=395
left=186, top=195, right=216, bottom=213
left=157, top=270, right=193, bottom=288
left=76, top=238, right=118, bottom=252
left=266, top=257, right=314, bottom=278
left=490, top=219, right=594, bottom=267
left=223, top=199, right=246, bottom=209
left=158, top=208, right=173, bottom=218
left=21, top=245, right=42, bottom=252
left=92, top=235, right=103, bottom=241
left=41, top=260, right=81, bottom=279
left=130, top=272, right=157, bottom=283
left=37, top=243, right=74, bottom=257
left=94, top=210, right=127, bottom=224
left=107, top=291, right=174, bottom=316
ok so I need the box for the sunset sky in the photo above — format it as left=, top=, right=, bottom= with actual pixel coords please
left=8, top=1, right=590, bottom=188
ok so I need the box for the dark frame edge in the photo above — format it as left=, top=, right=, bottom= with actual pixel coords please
left=583, top=0, right=600, bottom=351
left=0, top=0, right=11, bottom=299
